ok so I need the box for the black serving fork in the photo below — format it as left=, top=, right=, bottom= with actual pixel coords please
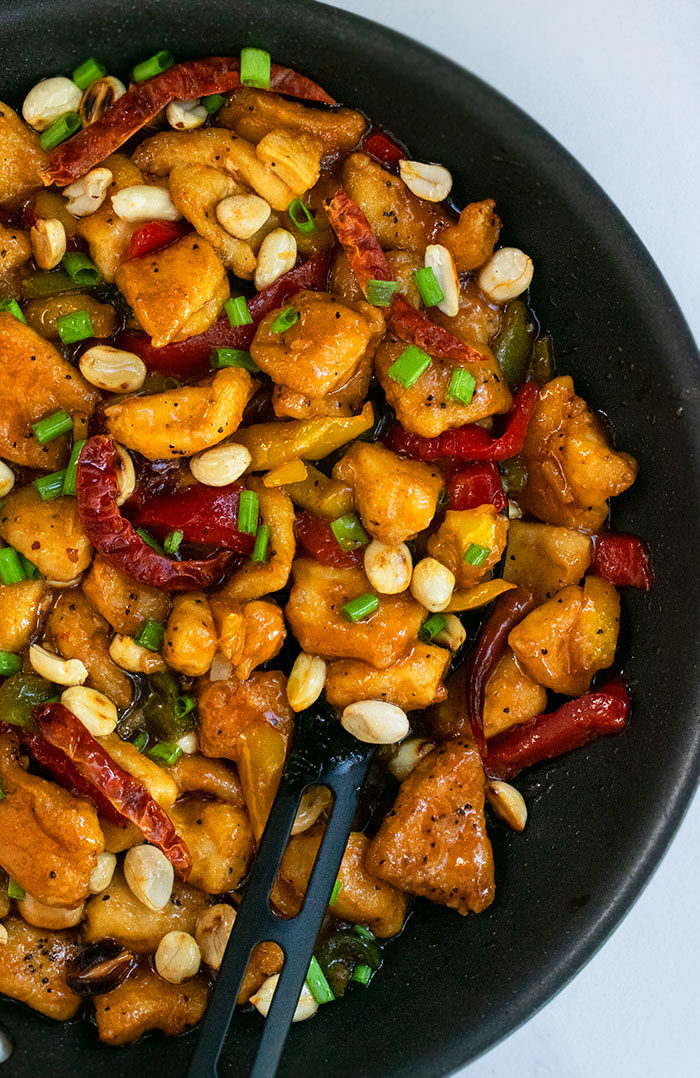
left=186, top=702, right=375, bottom=1078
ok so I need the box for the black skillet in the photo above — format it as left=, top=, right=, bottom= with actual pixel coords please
left=0, top=0, right=699, bottom=1074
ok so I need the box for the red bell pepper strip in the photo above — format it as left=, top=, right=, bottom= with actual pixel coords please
left=131, top=482, right=255, bottom=554
left=294, top=511, right=364, bottom=569
left=115, top=250, right=331, bottom=379
left=128, top=220, right=191, bottom=260
left=385, top=382, right=538, bottom=462
left=485, top=678, right=631, bottom=780
left=28, top=704, right=192, bottom=876
left=43, top=57, right=335, bottom=186
left=76, top=435, right=235, bottom=590
left=463, top=586, right=536, bottom=754
left=445, top=461, right=508, bottom=512
left=590, top=532, right=653, bottom=591
left=361, top=130, right=406, bottom=172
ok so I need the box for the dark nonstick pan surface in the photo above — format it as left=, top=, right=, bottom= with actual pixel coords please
left=0, top=1, right=698, bottom=1074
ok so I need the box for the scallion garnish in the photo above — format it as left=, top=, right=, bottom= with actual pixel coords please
left=240, top=47, right=271, bottom=89
left=329, top=878, right=342, bottom=907
left=446, top=368, right=476, bottom=406
left=463, top=542, right=491, bottom=567
left=18, top=554, right=40, bottom=580
left=352, top=964, right=372, bottom=985
left=0, top=652, right=21, bottom=677
left=271, top=305, right=299, bottom=333
left=202, top=93, right=226, bottom=115
left=418, top=613, right=448, bottom=643
left=72, top=57, right=107, bottom=90
left=252, top=524, right=270, bottom=563
left=341, top=593, right=379, bottom=623
left=132, top=51, right=174, bottom=83
left=238, top=490, right=259, bottom=535
left=63, top=252, right=103, bottom=286
left=0, top=784, right=5, bottom=800
left=62, top=439, right=86, bottom=496
left=306, top=956, right=335, bottom=1004
left=0, top=297, right=27, bottom=323
left=224, top=295, right=253, bottom=326
left=56, top=309, right=94, bottom=344
left=353, top=924, right=375, bottom=942
left=164, top=530, right=184, bottom=555
left=365, top=278, right=400, bottom=307
left=148, top=741, right=183, bottom=767
left=210, top=347, right=260, bottom=373
left=136, top=528, right=165, bottom=555
left=175, top=695, right=196, bottom=719
left=0, top=548, right=26, bottom=585
left=330, top=514, right=369, bottom=552
left=133, top=619, right=165, bottom=652
left=287, top=198, right=316, bottom=234
left=32, top=409, right=72, bottom=445
left=40, top=112, right=81, bottom=151
left=33, top=470, right=67, bottom=501
left=387, top=344, right=432, bottom=388
left=7, top=878, right=25, bottom=901
left=414, top=266, right=445, bottom=307
left=131, top=730, right=148, bottom=753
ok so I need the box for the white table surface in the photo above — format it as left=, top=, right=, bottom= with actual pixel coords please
left=324, top=1, right=700, bottom=1074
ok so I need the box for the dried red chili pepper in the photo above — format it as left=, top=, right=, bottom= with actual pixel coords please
left=294, top=511, right=364, bottom=569
left=590, top=532, right=653, bottom=591
left=115, top=250, right=331, bottom=378
left=76, top=435, right=235, bottom=590
left=43, top=57, right=335, bottom=186
left=324, top=188, right=393, bottom=289
left=23, top=731, right=123, bottom=823
left=385, top=382, right=538, bottom=463
left=484, top=678, right=630, bottom=780
left=463, top=586, right=536, bottom=753
left=445, top=462, right=507, bottom=512
left=128, top=220, right=191, bottom=260
left=130, top=483, right=255, bottom=554
left=28, top=704, right=191, bottom=876
left=361, top=130, right=406, bottom=171
left=386, top=294, right=489, bottom=365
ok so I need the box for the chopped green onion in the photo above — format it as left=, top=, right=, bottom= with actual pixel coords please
left=238, top=490, right=259, bottom=535
left=306, top=956, right=335, bottom=1004
left=40, top=111, right=81, bottom=151
left=56, top=309, right=94, bottom=344
left=240, top=47, right=271, bottom=89
left=133, top=51, right=174, bottom=83
left=133, top=619, right=165, bottom=652
left=7, top=878, right=25, bottom=901
left=0, top=652, right=22, bottom=677
left=164, top=530, right=183, bottom=555
left=387, top=344, right=432, bottom=388
left=271, top=305, right=299, bottom=333
left=352, top=964, right=372, bottom=986
left=175, top=695, right=196, bottom=719
left=0, top=297, right=27, bottom=323
left=329, top=878, right=342, bottom=906
left=330, top=514, right=369, bottom=552
left=62, top=439, right=86, bottom=496
left=63, top=252, right=102, bottom=286
left=0, top=548, right=26, bottom=585
left=33, top=470, right=67, bottom=501
left=0, top=785, right=5, bottom=801
left=210, top=347, right=260, bottom=373
left=136, top=528, right=165, bottom=555
left=18, top=555, right=40, bottom=580
left=202, top=93, right=226, bottom=115
left=131, top=730, right=148, bottom=753
left=32, top=409, right=73, bottom=445
left=365, top=279, right=400, bottom=307
left=414, top=266, right=445, bottom=307
left=224, top=295, right=253, bottom=327
left=148, top=741, right=183, bottom=767
left=252, top=524, right=270, bottom=563
left=72, top=57, right=107, bottom=90
left=341, top=593, right=379, bottom=623
left=446, top=368, right=476, bottom=406
left=418, top=613, right=448, bottom=643
left=353, top=924, right=375, bottom=942
left=287, top=198, right=316, bottom=234
left=464, top=542, right=491, bottom=567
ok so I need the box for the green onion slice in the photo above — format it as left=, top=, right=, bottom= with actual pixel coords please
left=387, top=344, right=432, bottom=388
left=0, top=297, right=27, bottom=323
left=40, top=112, right=81, bottom=151
left=133, top=619, right=165, bottom=652
left=72, top=57, right=107, bottom=90
left=33, top=470, right=67, bottom=501
left=0, top=652, right=22, bottom=677
left=133, top=51, right=174, bottom=83
left=0, top=548, right=26, bottom=585
left=7, top=878, right=25, bottom=901
left=148, top=741, right=183, bottom=767
left=32, top=409, right=73, bottom=445
left=224, top=295, right=253, bottom=326
left=63, top=252, right=103, bottom=286
left=414, top=266, right=446, bottom=307
left=62, top=439, right=86, bottom=496
left=202, top=93, right=226, bottom=115
left=352, top=964, right=372, bottom=985
left=136, top=528, right=165, bottom=555
left=210, top=347, right=260, bottom=373
left=240, top=47, right=271, bottom=89
left=175, top=695, right=196, bottom=719
left=418, top=613, right=448, bottom=643
left=463, top=542, right=491, bottom=567
left=341, top=593, right=379, bottom=623
left=131, top=730, right=148, bottom=753
left=330, top=514, right=369, bottom=552
left=365, top=278, right=400, bottom=307
left=271, top=305, right=299, bottom=333
left=164, top=530, right=184, bottom=555
left=252, top=524, right=270, bottom=563
left=18, top=554, right=40, bottom=580
left=446, top=367, right=476, bottom=405
left=238, top=490, right=259, bottom=535
left=56, top=309, right=94, bottom=344
left=329, top=878, right=342, bottom=907
left=353, top=924, right=376, bottom=942
left=287, top=198, right=316, bottom=234
left=306, top=956, right=335, bottom=1004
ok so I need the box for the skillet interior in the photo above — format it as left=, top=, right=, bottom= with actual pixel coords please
left=0, top=0, right=698, bottom=1074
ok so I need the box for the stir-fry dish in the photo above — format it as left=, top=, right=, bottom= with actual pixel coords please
left=0, top=48, right=651, bottom=1044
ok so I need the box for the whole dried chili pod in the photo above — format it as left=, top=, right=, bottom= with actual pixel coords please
left=76, top=435, right=235, bottom=590
left=386, top=293, right=490, bottom=365
left=29, top=703, right=192, bottom=876
left=464, top=586, right=537, bottom=753
left=590, top=532, right=653, bottom=591
left=484, top=678, right=631, bottom=780
left=43, top=56, right=335, bottom=186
